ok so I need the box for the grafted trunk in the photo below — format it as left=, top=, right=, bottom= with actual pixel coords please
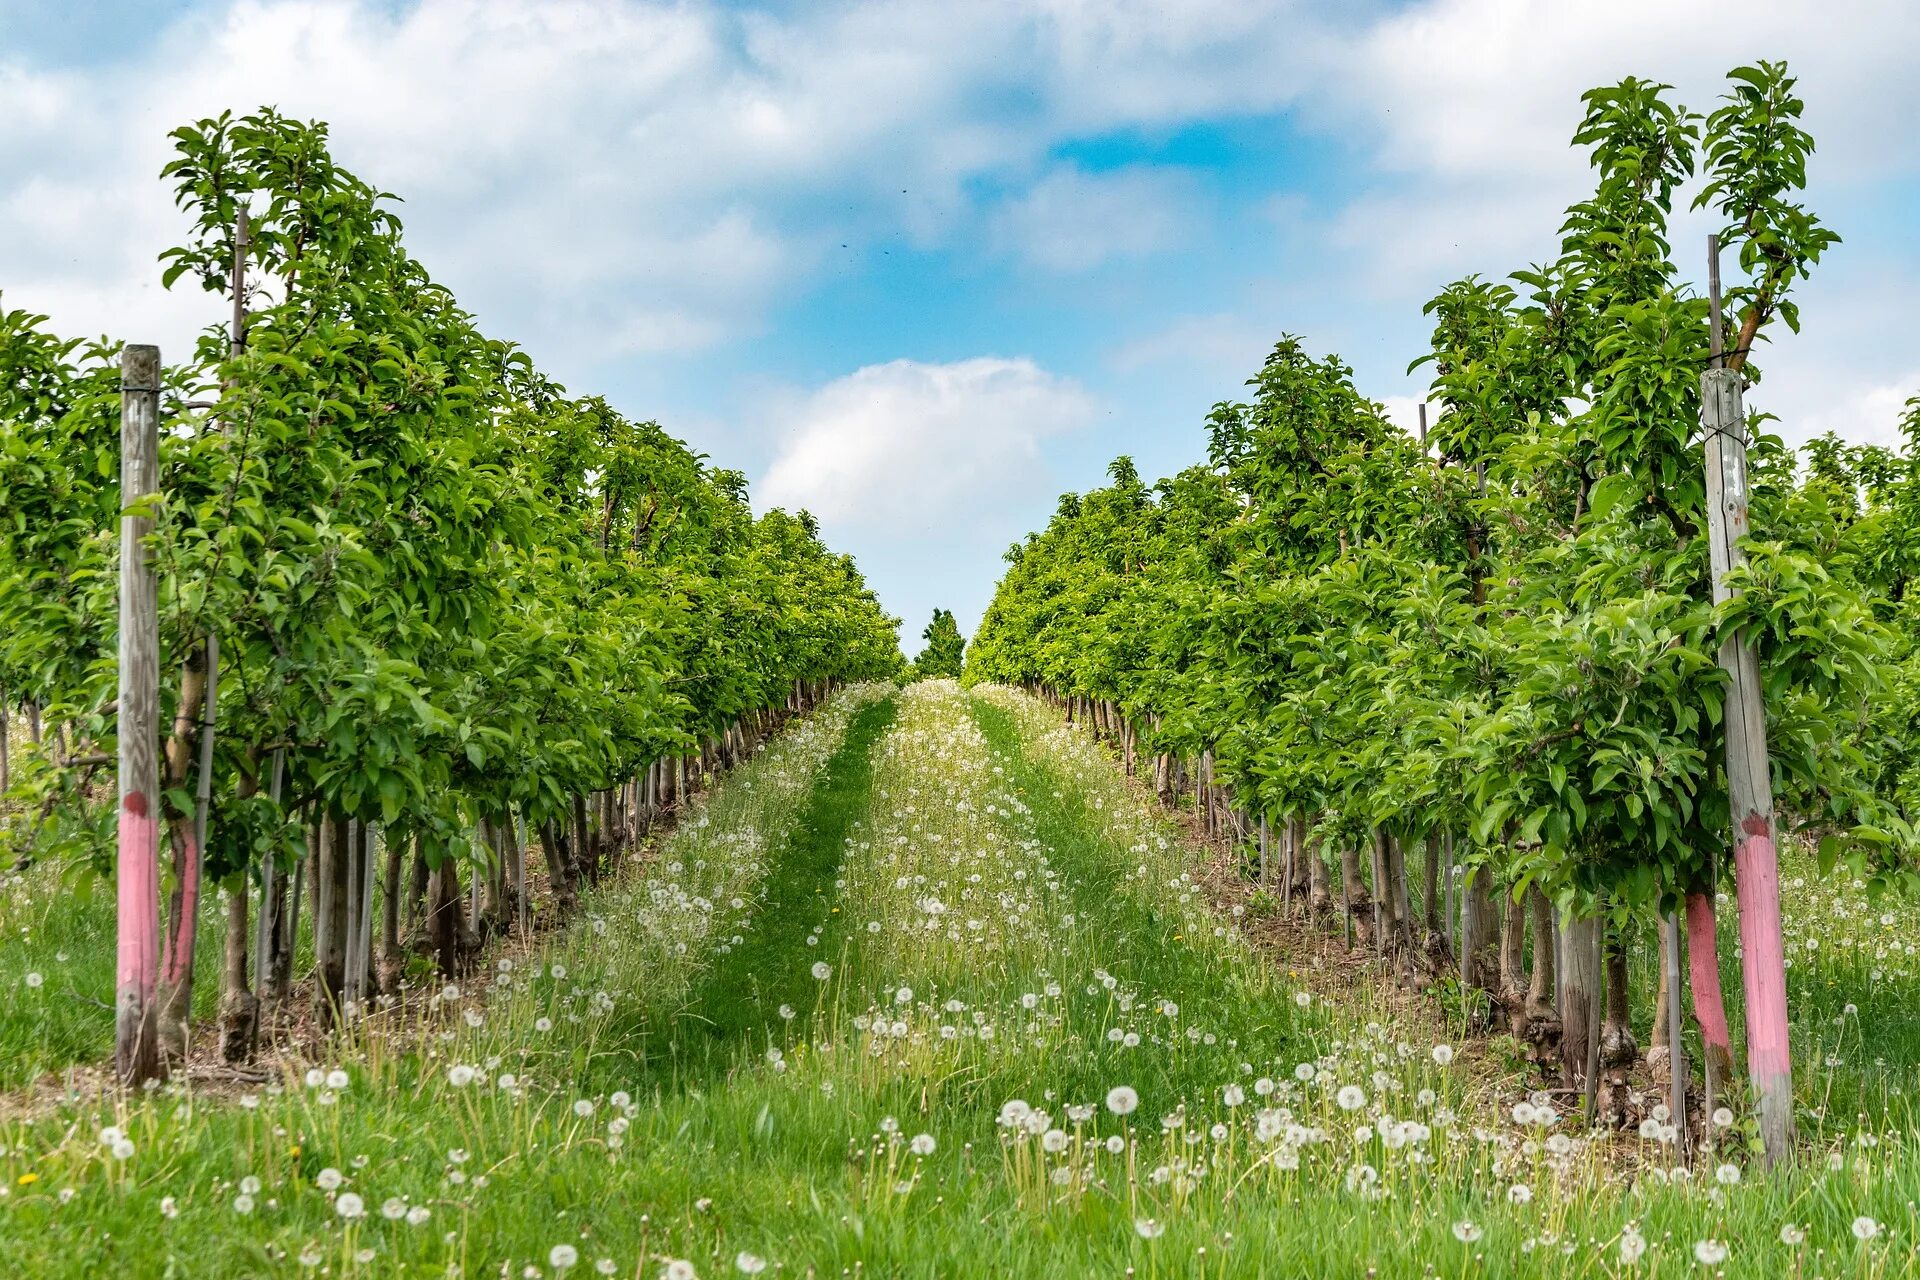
left=541, top=820, right=577, bottom=914
left=1498, top=885, right=1528, bottom=1020
left=1597, top=929, right=1637, bottom=1127
left=1463, top=872, right=1497, bottom=1000
left=217, top=882, right=256, bottom=1061
left=1519, top=885, right=1562, bottom=1062
left=1339, top=841, right=1372, bottom=946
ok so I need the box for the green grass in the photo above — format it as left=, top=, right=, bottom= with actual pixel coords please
left=2, top=682, right=1919, bottom=1278
left=0, top=858, right=226, bottom=1089
left=632, top=695, right=896, bottom=1080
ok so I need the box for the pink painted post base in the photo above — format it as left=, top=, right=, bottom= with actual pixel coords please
left=116, top=795, right=160, bottom=1002
left=1734, top=822, right=1794, bottom=1145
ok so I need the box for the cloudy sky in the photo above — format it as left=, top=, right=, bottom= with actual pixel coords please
left=5, top=1, right=1917, bottom=655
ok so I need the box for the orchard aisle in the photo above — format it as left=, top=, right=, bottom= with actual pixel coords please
left=6, top=681, right=1915, bottom=1279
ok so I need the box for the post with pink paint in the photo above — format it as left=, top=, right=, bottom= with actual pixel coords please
left=1701, top=235, right=1793, bottom=1166
left=116, top=343, right=164, bottom=1085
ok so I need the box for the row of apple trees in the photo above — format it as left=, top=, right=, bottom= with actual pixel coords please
left=0, top=109, right=903, bottom=1073
left=969, top=63, right=1916, bottom=1153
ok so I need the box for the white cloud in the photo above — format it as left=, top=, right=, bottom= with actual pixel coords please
left=1308, top=0, right=1920, bottom=287
left=1777, top=368, right=1920, bottom=451
left=757, top=356, right=1095, bottom=533
left=990, top=164, right=1199, bottom=271
left=0, top=0, right=1338, bottom=376
left=1377, top=394, right=1432, bottom=441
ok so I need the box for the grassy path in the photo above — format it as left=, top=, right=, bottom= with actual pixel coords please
left=650, top=696, right=895, bottom=1077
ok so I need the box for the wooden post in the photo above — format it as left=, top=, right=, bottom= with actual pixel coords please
left=1281, top=818, right=1296, bottom=917
left=1, top=684, right=11, bottom=802
left=343, top=817, right=362, bottom=1010
left=1703, top=234, right=1793, bottom=1167
left=253, top=750, right=283, bottom=1001
left=359, top=824, right=377, bottom=998
left=116, top=343, right=164, bottom=1086
left=1663, top=912, right=1691, bottom=1157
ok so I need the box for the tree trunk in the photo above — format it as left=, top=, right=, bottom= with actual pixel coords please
left=406, top=836, right=430, bottom=931
left=380, top=829, right=407, bottom=988
left=427, top=852, right=467, bottom=978
left=216, top=757, right=263, bottom=1062
left=271, top=818, right=312, bottom=1004
left=1597, top=928, right=1637, bottom=1127
left=156, top=649, right=211, bottom=1062
left=1560, top=907, right=1603, bottom=1095
left=312, top=816, right=349, bottom=1028
left=1499, top=886, right=1528, bottom=1024
left=478, top=821, right=505, bottom=935
left=1304, top=821, right=1329, bottom=915
left=217, top=882, right=256, bottom=1061
left=1340, top=841, right=1371, bottom=947
left=1685, top=889, right=1735, bottom=1122
left=573, top=792, right=594, bottom=886
left=1519, top=885, right=1562, bottom=1063
left=542, top=820, right=577, bottom=914
left=1386, top=835, right=1415, bottom=961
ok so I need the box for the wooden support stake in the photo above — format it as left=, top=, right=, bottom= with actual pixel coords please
left=1664, top=912, right=1691, bottom=1158
left=115, top=343, right=164, bottom=1086
left=252, top=749, right=283, bottom=1003
left=1703, top=234, right=1793, bottom=1167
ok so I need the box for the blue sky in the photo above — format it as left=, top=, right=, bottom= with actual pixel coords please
left=4, top=1, right=1917, bottom=656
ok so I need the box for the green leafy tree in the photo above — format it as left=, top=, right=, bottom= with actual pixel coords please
left=913, top=609, right=966, bottom=679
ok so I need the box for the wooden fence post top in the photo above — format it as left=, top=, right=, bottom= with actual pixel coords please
left=122, top=344, right=161, bottom=390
